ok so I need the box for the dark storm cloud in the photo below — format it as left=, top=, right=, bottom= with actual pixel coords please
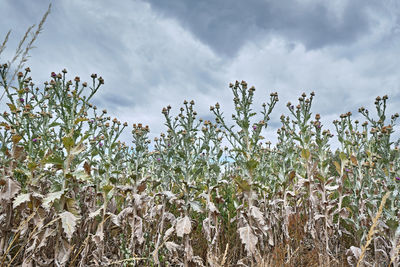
left=146, top=0, right=374, bottom=56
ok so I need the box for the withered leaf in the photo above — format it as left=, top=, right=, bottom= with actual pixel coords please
left=59, top=211, right=79, bottom=241
left=288, top=170, right=295, bottom=181
left=350, top=155, right=358, bottom=165
left=12, top=134, right=22, bottom=144
left=70, top=143, right=86, bottom=155
left=83, top=161, right=91, bottom=175
left=250, top=206, right=266, bottom=226
left=0, top=178, right=21, bottom=202
left=12, top=145, right=26, bottom=160
left=13, top=193, right=31, bottom=209
left=165, top=241, right=181, bottom=254
left=238, top=225, right=258, bottom=255
left=176, top=216, right=191, bottom=237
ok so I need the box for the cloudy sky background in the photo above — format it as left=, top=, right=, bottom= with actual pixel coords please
left=1, top=0, right=400, bottom=148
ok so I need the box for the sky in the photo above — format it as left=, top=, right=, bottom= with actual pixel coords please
left=1, top=0, right=400, bottom=148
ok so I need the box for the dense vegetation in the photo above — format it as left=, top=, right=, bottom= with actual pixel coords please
left=1, top=7, right=400, bottom=267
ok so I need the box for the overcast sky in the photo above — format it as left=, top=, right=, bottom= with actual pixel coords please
left=1, top=0, right=400, bottom=148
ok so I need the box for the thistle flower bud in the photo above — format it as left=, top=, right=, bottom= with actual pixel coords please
left=91, top=73, right=97, bottom=79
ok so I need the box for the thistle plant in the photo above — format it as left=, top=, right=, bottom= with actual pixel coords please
left=210, top=81, right=278, bottom=263
left=2, top=15, right=400, bottom=265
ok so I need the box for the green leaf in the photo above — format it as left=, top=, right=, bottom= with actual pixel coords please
left=217, top=149, right=223, bottom=160
left=62, top=136, right=74, bottom=151
left=301, top=149, right=310, bottom=160
left=245, top=159, right=258, bottom=171
left=339, top=152, right=347, bottom=162
left=189, top=200, right=203, bottom=213
left=7, top=103, right=16, bottom=112
left=333, top=161, right=341, bottom=175
left=102, top=184, right=114, bottom=194
left=210, top=164, right=220, bottom=173
left=74, top=117, right=88, bottom=124
left=43, top=190, right=65, bottom=210
left=73, top=170, right=92, bottom=182
left=49, top=122, right=61, bottom=128
left=233, top=175, right=251, bottom=192
left=44, top=154, right=64, bottom=167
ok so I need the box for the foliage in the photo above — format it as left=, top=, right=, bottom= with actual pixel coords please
left=1, top=9, right=400, bottom=267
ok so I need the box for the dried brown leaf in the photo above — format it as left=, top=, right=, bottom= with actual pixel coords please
left=238, top=225, right=258, bottom=255
left=13, top=192, right=31, bottom=208
left=164, top=226, right=175, bottom=241
left=0, top=177, right=21, bottom=202
left=165, top=241, right=181, bottom=254
left=176, top=216, right=191, bottom=238
left=83, top=161, right=91, bottom=175
left=134, top=215, right=144, bottom=244
left=59, top=211, right=79, bottom=241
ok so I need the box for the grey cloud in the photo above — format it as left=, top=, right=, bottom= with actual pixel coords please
left=2, top=0, right=400, bottom=149
left=146, top=0, right=374, bottom=56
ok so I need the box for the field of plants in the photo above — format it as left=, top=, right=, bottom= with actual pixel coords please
left=1, top=9, right=400, bottom=267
